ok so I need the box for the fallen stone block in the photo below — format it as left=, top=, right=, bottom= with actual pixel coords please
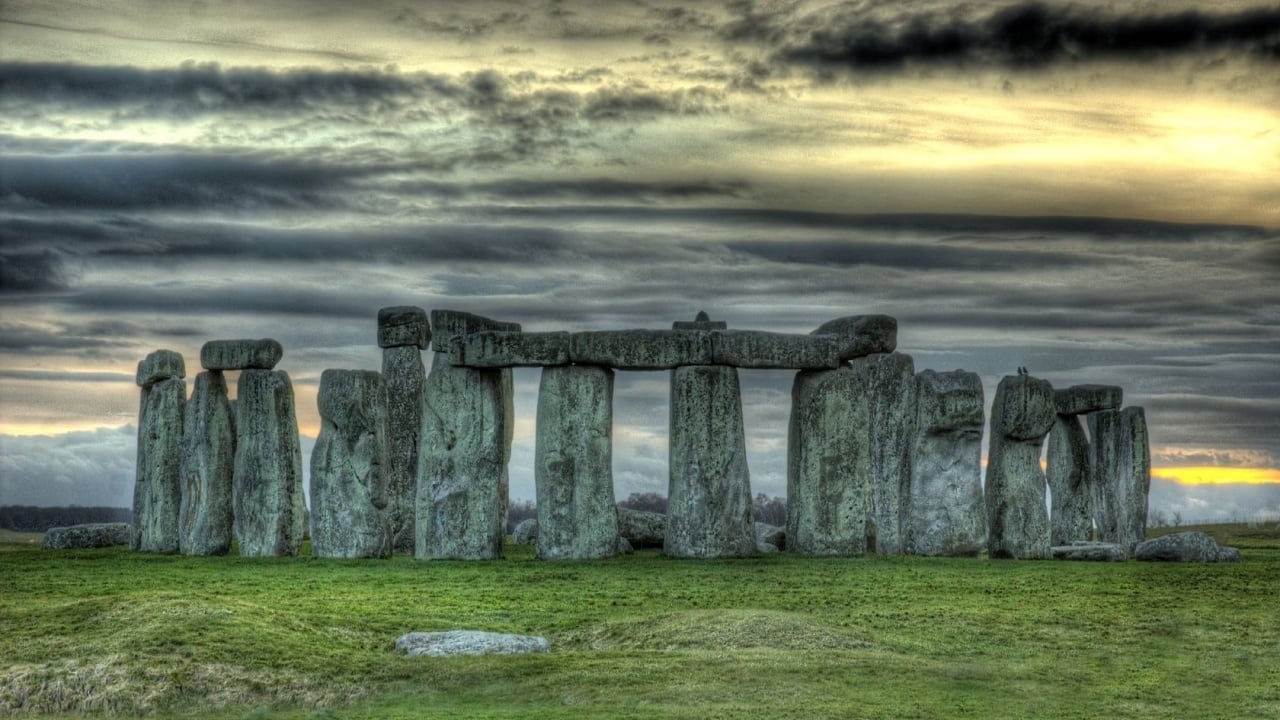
left=43, top=523, right=131, bottom=550
left=451, top=331, right=571, bottom=367
left=1051, top=542, right=1126, bottom=561
left=201, top=339, right=283, bottom=371
left=1133, top=532, right=1240, bottom=562
left=395, top=631, right=549, bottom=657
left=571, top=330, right=713, bottom=370
left=378, top=306, right=431, bottom=349
left=1055, top=384, right=1123, bottom=416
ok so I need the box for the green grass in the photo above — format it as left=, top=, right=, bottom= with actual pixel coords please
left=2, top=526, right=1277, bottom=719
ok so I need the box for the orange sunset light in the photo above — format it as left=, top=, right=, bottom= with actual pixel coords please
left=1154, top=467, right=1280, bottom=486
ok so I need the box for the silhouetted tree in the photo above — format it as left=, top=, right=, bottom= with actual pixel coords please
left=752, top=493, right=787, bottom=526
left=0, top=505, right=131, bottom=532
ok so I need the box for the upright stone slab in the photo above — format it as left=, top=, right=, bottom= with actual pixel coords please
left=1088, top=407, right=1151, bottom=553
left=905, top=370, right=986, bottom=556
left=310, top=370, right=392, bottom=559
left=179, top=371, right=235, bottom=556
left=786, top=364, right=871, bottom=556
left=380, top=306, right=430, bottom=554
left=865, top=352, right=916, bottom=554
left=133, top=350, right=186, bottom=553
left=666, top=365, right=755, bottom=558
left=416, top=352, right=508, bottom=560
left=1047, top=414, right=1092, bottom=546
left=233, top=369, right=305, bottom=557
left=985, top=374, right=1056, bottom=559
left=534, top=365, right=618, bottom=560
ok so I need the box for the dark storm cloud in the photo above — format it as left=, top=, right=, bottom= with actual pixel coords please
left=0, top=250, right=72, bottom=292
left=725, top=238, right=1099, bottom=271
left=0, top=369, right=134, bottom=383
left=725, top=2, right=1280, bottom=72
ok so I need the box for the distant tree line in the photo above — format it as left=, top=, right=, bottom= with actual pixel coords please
left=505, top=492, right=788, bottom=533
left=0, top=506, right=132, bottom=532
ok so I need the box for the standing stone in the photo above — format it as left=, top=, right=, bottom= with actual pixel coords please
left=133, top=350, right=185, bottom=553
left=865, top=352, right=916, bottom=554
left=905, top=370, right=986, bottom=556
left=535, top=365, right=618, bottom=560
left=787, top=364, right=871, bottom=556
left=179, top=371, right=235, bottom=556
left=985, top=375, right=1056, bottom=559
left=310, top=370, right=392, bottom=559
left=378, top=306, right=431, bottom=349
left=1047, top=414, right=1092, bottom=546
left=416, top=352, right=508, bottom=560
left=383, top=345, right=426, bottom=553
left=666, top=365, right=755, bottom=558
left=233, top=369, right=305, bottom=557
left=1088, top=407, right=1151, bottom=553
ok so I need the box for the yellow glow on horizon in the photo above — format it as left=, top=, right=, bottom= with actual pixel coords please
left=1154, top=467, right=1280, bottom=486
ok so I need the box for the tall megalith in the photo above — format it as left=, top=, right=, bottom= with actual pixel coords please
left=1088, top=406, right=1150, bottom=553
left=311, top=369, right=392, bottom=558
left=133, top=350, right=185, bottom=553
left=864, top=352, right=915, bottom=554
left=378, top=306, right=430, bottom=553
left=1047, top=414, right=1092, bottom=546
left=905, top=370, right=986, bottom=556
left=985, top=374, right=1056, bottom=559
left=535, top=365, right=618, bottom=560
left=179, top=370, right=235, bottom=555
left=233, top=365, right=305, bottom=557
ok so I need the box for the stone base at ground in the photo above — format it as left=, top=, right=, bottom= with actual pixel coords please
left=1051, top=542, right=1127, bottom=562
left=43, top=523, right=131, bottom=549
left=395, top=631, right=549, bottom=657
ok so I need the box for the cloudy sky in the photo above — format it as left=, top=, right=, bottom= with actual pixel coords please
left=1, top=0, right=1278, bottom=523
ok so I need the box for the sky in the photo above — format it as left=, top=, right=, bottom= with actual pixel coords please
left=1, top=0, right=1278, bottom=524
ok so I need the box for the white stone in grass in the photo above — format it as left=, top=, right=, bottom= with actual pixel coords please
left=395, top=631, right=549, bottom=657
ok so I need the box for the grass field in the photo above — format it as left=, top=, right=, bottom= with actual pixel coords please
left=2, top=524, right=1277, bottom=719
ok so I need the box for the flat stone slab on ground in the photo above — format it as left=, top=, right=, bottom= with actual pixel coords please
left=1055, top=384, right=1123, bottom=416
left=136, top=349, right=185, bottom=387
left=451, top=331, right=570, bottom=367
left=1051, top=542, right=1127, bottom=561
left=1133, top=532, right=1241, bottom=562
left=201, top=339, right=283, bottom=370
left=430, top=310, right=521, bottom=352
left=395, top=631, right=549, bottom=657
left=378, top=306, right=431, bottom=349
left=43, top=523, right=131, bottom=549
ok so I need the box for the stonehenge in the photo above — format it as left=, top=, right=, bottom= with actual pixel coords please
left=128, top=308, right=1156, bottom=563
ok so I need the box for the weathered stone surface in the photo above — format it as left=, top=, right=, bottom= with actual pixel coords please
left=812, top=315, right=897, bottom=360
left=179, top=371, right=235, bottom=556
left=310, top=370, right=392, bottom=559
left=1088, top=407, right=1151, bottom=553
left=382, top=345, right=425, bottom=553
left=571, top=330, right=712, bottom=370
left=787, top=364, right=871, bottom=556
left=135, top=349, right=184, bottom=387
left=618, top=508, right=665, bottom=548
left=1047, top=414, right=1092, bottom=546
left=986, top=375, right=1055, bottom=560
left=667, top=365, right=756, bottom=558
left=395, top=631, right=549, bottom=657
left=710, top=331, right=841, bottom=370
left=1051, top=542, right=1126, bottom=561
left=1134, top=532, right=1241, bottom=562
left=233, top=369, right=305, bottom=557
left=755, top=522, right=785, bottom=550
left=513, top=518, right=538, bottom=545
left=1054, top=384, right=1122, bottom=416
left=673, top=311, right=727, bottom=331
left=378, top=305, right=430, bottom=349
left=905, top=370, right=986, bottom=556
left=451, top=331, right=570, bottom=368
left=430, top=310, right=521, bottom=353
left=535, top=365, right=618, bottom=560
left=416, top=352, right=508, bottom=560
left=865, top=352, right=916, bottom=555
left=200, top=339, right=283, bottom=371
left=43, top=523, right=131, bottom=550
left=132, top=376, right=184, bottom=553
left=616, top=535, right=634, bottom=554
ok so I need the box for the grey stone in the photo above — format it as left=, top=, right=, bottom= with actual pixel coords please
left=1088, top=407, right=1151, bottom=553
left=755, top=522, right=785, bottom=550
left=200, top=339, right=283, bottom=371
left=132, top=376, right=184, bottom=553
left=416, top=352, right=508, bottom=560
left=310, top=370, right=392, bottom=559
left=535, top=365, right=618, bottom=560
left=758, top=542, right=779, bottom=553
left=1134, top=532, right=1241, bottom=562
left=787, top=364, right=871, bottom=556
left=382, top=345, right=425, bottom=553
left=1047, top=414, right=1092, bottom=546
left=43, top=523, right=131, bottom=550
left=666, top=365, right=756, bottom=558
left=617, top=508, right=665, bottom=548
left=710, top=330, right=841, bottom=370
left=673, top=311, right=727, bottom=331
left=985, top=374, right=1056, bottom=560
left=179, top=371, right=235, bottom=556
left=571, top=330, right=712, bottom=370
left=865, top=352, right=916, bottom=555
left=430, top=309, right=521, bottom=353
left=135, top=349, right=184, bottom=387
left=378, top=306, right=430, bottom=349
left=905, top=370, right=986, bottom=556
left=1051, top=542, right=1126, bottom=561
left=451, top=331, right=570, bottom=368
left=513, top=518, right=538, bottom=545
left=233, top=369, right=305, bottom=557
left=395, top=631, right=549, bottom=657
left=812, top=315, right=898, bottom=360
left=1054, top=384, right=1122, bottom=416
left=616, top=535, right=634, bottom=554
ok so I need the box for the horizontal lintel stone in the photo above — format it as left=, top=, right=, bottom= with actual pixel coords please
left=378, top=306, right=431, bottom=349
left=812, top=314, right=898, bottom=360
left=450, top=331, right=570, bottom=367
left=711, top=330, right=841, bottom=369
left=200, top=339, right=283, bottom=371
left=430, top=309, right=521, bottom=353
left=569, top=330, right=713, bottom=370
left=1055, top=384, right=1123, bottom=416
